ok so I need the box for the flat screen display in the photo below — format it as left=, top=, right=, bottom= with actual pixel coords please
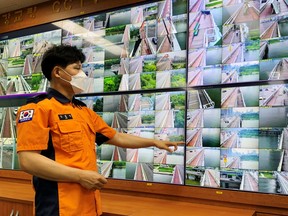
left=0, top=0, right=288, bottom=195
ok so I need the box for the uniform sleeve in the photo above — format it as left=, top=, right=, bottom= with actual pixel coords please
left=16, top=102, right=50, bottom=152
left=87, top=108, right=116, bottom=145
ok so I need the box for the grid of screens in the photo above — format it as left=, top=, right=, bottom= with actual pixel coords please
left=54, top=1, right=188, bottom=93
left=0, top=107, right=19, bottom=170
left=0, top=0, right=288, bottom=195
left=0, top=30, right=62, bottom=95
left=79, top=91, right=186, bottom=184
left=185, top=0, right=288, bottom=194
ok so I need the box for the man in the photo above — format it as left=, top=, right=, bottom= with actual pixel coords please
left=16, top=45, right=182, bottom=216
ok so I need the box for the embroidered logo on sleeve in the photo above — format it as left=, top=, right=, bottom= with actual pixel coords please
left=19, top=109, right=34, bottom=123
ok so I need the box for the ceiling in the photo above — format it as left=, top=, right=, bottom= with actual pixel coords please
left=0, top=0, right=50, bottom=15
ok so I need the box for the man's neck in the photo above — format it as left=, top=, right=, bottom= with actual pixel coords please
left=49, top=82, right=74, bottom=101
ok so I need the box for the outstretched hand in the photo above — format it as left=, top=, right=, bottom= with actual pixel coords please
left=154, top=140, right=185, bottom=153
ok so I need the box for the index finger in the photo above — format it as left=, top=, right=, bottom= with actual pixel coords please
left=175, top=141, right=185, bottom=150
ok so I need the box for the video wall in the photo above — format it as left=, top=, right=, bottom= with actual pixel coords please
left=0, top=0, right=288, bottom=195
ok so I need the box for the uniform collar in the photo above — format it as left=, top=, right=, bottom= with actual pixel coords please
left=47, top=88, right=71, bottom=103
left=47, top=88, right=86, bottom=107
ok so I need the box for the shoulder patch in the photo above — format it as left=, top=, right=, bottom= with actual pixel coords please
left=19, top=109, right=34, bottom=123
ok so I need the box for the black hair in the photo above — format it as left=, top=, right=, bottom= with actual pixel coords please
left=41, top=45, right=86, bottom=81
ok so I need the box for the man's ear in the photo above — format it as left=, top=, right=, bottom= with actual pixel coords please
left=52, top=67, right=60, bottom=78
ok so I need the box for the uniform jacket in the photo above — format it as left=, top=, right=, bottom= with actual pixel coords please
left=16, top=88, right=116, bottom=216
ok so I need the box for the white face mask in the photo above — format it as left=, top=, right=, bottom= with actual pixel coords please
left=58, top=68, right=89, bottom=94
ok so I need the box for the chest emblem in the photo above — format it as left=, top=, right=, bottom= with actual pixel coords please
left=58, top=114, right=73, bottom=120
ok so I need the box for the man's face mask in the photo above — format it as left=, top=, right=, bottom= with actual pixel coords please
left=58, top=67, right=89, bottom=94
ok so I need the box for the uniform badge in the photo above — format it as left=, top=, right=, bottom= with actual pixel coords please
left=58, top=114, right=73, bottom=120
left=19, top=109, right=34, bottom=123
